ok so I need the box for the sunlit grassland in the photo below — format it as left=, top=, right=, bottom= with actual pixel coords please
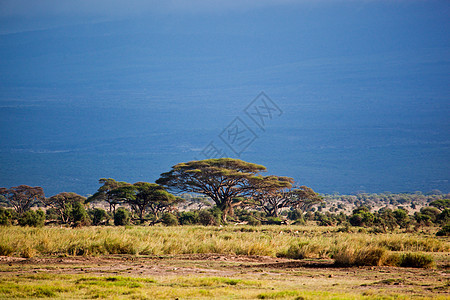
left=0, top=272, right=447, bottom=300
left=0, top=225, right=447, bottom=259
left=0, top=225, right=448, bottom=299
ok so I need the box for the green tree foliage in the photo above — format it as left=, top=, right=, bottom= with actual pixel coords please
left=114, top=182, right=181, bottom=223
left=43, top=192, right=86, bottom=224
left=418, top=207, right=440, bottom=223
left=157, top=158, right=289, bottom=222
left=393, top=208, right=410, bottom=228
left=161, top=213, right=179, bottom=226
left=178, top=211, right=199, bottom=225
left=438, top=209, right=450, bottom=224
left=0, top=185, right=45, bottom=215
left=0, top=207, right=13, bottom=226
left=436, top=224, right=450, bottom=236
left=92, top=208, right=108, bottom=226
left=287, top=209, right=303, bottom=221
left=349, top=207, right=374, bottom=227
left=429, top=199, right=450, bottom=210
left=249, top=176, right=294, bottom=217
left=18, top=209, right=45, bottom=227
left=114, top=208, right=131, bottom=226
left=198, top=209, right=217, bottom=226
left=71, top=201, right=91, bottom=227
left=289, top=186, right=323, bottom=211
left=88, top=179, right=131, bottom=214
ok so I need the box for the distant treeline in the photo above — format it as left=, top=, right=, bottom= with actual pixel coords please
left=0, top=158, right=448, bottom=236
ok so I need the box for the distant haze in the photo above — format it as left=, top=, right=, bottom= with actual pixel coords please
left=0, top=0, right=449, bottom=196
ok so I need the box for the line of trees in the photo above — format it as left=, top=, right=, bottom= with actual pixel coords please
left=1, top=158, right=447, bottom=235
left=0, top=158, right=322, bottom=227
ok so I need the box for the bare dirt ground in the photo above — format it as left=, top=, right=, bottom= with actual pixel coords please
left=1, top=254, right=449, bottom=299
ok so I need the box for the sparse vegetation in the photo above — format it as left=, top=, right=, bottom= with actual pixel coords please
left=0, top=161, right=449, bottom=299
left=0, top=225, right=446, bottom=262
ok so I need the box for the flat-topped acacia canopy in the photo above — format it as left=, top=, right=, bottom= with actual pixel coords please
left=156, top=158, right=293, bottom=222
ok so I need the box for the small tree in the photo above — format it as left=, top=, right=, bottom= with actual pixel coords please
left=114, top=208, right=130, bottom=226
left=157, top=158, right=290, bottom=222
left=0, top=185, right=45, bottom=215
left=288, top=186, right=323, bottom=211
left=0, top=208, right=13, bottom=226
left=92, top=208, right=108, bottom=226
left=114, top=182, right=182, bottom=223
left=88, top=179, right=131, bottom=214
left=18, top=209, right=45, bottom=227
left=249, top=176, right=294, bottom=217
left=161, top=213, right=179, bottom=226
left=43, top=192, right=86, bottom=224
left=71, top=201, right=91, bottom=227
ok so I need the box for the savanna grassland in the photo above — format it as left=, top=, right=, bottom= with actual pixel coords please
left=0, top=225, right=449, bottom=299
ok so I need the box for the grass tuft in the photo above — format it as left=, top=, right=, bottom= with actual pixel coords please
left=333, top=246, right=387, bottom=267
left=398, top=252, right=435, bottom=268
left=257, top=290, right=300, bottom=299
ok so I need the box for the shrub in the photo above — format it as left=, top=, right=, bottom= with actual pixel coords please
left=18, top=209, right=45, bottom=227
left=266, top=217, right=282, bottom=225
left=178, top=211, right=199, bottom=225
left=393, top=209, right=410, bottom=228
left=71, top=201, right=91, bottom=227
left=0, top=207, right=13, bottom=226
left=419, top=207, right=441, bottom=223
left=198, top=209, right=217, bottom=226
left=45, top=207, right=59, bottom=221
left=349, top=207, right=374, bottom=227
left=438, top=209, right=450, bottom=224
left=114, top=208, right=131, bottom=226
left=161, top=213, right=179, bottom=226
left=92, top=208, right=108, bottom=226
left=247, top=216, right=261, bottom=226
left=287, top=209, right=302, bottom=221
left=436, top=224, right=450, bottom=236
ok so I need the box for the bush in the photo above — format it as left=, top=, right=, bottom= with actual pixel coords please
left=18, top=209, right=45, bottom=227
left=45, top=207, right=59, bottom=221
left=438, top=209, right=450, bottom=224
left=114, top=208, right=131, bottom=226
left=436, top=223, right=450, bottom=236
left=287, top=209, right=303, bottom=221
left=161, top=213, right=179, bottom=226
left=198, top=209, right=216, bottom=226
left=247, top=216, right=261, bottom=226
left=349, top=208, right=374, bottom=227
left=71, top=201, right=91, bottom=227
left=178, top=211, right=199, bottom=225
left=266, top=217, right=282, bottom=225
left=0, top=207, right=13, bottom=226
left=419, top=206, right=441, bottom=223
left=92, top=208, right=108, bottom=226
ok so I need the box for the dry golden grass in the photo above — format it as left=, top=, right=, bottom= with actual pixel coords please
left=0, top=225, right=448, bottom=266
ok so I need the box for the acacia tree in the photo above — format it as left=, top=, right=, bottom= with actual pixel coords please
left=156, top=158, right=292, bottom=222
left=249, top=176, right=294, bottom=217
left=42, top=192, right=86, bottom=224
left=87, top=178, right=131, bottom=214
left=114, top=182, right=181, bottom=223
left=251, top=185, right=321, bottom=217
left=0, top=185, right=45, bottom=215
left=288, top=186, right=323, bottom=211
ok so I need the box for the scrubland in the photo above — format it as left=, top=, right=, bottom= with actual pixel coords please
left=0, top=225, right=448, bottom=299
